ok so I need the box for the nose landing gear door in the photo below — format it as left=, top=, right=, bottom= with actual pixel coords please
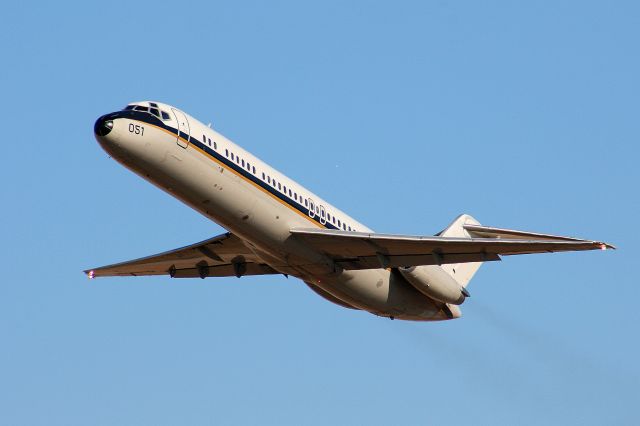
left=171, top=108, right=190, bottom=148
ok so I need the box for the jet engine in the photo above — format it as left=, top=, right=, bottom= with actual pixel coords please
left=398, top=265, right=468, bottom=305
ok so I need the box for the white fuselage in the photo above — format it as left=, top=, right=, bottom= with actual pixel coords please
left=95, top=101, right=453, bottom=321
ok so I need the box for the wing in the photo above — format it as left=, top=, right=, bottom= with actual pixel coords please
left=290, top=225, right=614, bottom=270
left=85, top=232, right=278, bottom=278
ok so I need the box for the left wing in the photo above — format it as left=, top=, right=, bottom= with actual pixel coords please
left=85, top=232, right=278, bottom=278
left=290, top=226, right=613, bottom=270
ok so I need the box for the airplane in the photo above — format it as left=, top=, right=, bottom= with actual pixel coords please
left=86, top=101, right=614, bottom=321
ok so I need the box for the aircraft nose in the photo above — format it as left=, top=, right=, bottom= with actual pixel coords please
left=94, top=115, right=114, bottom=136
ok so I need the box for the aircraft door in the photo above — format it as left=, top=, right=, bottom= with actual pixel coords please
left=319, top=205, right=326, bottom=225
left=308, top=198, right=315, bottom=218
left=171, top=108, right=191, bottom=148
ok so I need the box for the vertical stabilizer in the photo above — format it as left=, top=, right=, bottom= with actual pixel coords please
left=438, top=214, right=484, bottom=287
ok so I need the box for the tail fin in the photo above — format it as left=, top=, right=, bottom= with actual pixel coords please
left=437, top=214, right=484, bottom=287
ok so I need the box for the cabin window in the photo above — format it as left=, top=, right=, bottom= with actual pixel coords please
left=327, top=214, right=331, bottom=221
left=267, top=176, right=271, bottom=184
left=252, top=166, right=256, bottom=174
left=150, top=108, right=160, bottom=117
left=149, top=102, right=158, bottom=108
left=278, top=182, right=281, bottom=190
left=288, top=189, right=292, bottom=197
left=305, top=199, right=308, bottom=207
left=124, top=105, right=135, bottom=110
left=214, top=141, right=217, bottom=149
left=134, top=106, right=149, bottom=112
left=161, top=111, right=171, bottom=120
left=241, top=159, right=245, bottom=167
left=225, top=149, right=228, bottom=157
left=262, top=172, right=265, bottom=180
left=231, top=153, right=235, bottom=161
left=283, top=185, right=287, bottom=193
left=203, top=134, right=206, bottom=144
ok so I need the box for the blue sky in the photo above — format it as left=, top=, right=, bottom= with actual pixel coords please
left=1, top=1, right=638, bottom=424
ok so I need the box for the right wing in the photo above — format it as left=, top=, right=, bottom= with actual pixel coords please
left=85, top=232, right=278, bottom=279
left=290, top=225, right=613, bottom=270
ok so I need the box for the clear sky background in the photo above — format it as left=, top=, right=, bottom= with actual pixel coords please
left=1, top=1, right=637, bottom=425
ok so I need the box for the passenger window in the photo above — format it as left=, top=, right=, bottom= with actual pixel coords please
left=278, top=182, right=281, bottom=190
left=305, top=199, right=308, bottom=207
left=252, top=166, right=256, bottom=174
left=288, top=189, right=292, bottom=196
left=214, top=141, right=217, bottom=149
left=225, top=149, right=229, bottom=157
left=283, top=185, right=287, bottom=193
left=262, top=172, right=265, bottom=180
left=268, top=176, right=271, bottom=184
left=241, top=159, right=245, bottom=167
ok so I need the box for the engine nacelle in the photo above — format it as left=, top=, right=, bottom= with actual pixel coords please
left=399, top=265, right=467, bottom=305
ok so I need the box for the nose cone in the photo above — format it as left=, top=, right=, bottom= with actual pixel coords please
left=94, top=115, right=114, bottom=136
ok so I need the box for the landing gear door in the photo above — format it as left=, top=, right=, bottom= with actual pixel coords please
left=171, top=108, right=190, bottom=148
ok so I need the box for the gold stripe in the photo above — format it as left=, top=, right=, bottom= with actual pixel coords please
left=138, top=120, right=325, bottom=228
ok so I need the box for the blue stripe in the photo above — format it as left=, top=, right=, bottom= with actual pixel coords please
left=117, top=110, right=340, bottom=230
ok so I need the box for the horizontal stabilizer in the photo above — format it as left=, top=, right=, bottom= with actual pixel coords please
left=463, top=224, right=616, bottom=250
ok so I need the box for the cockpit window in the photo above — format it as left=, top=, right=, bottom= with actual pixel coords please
left=123, top=104, right=171, bottom=121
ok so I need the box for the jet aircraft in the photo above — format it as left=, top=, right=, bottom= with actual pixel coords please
left=87, top=101, right=613, bottom=321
